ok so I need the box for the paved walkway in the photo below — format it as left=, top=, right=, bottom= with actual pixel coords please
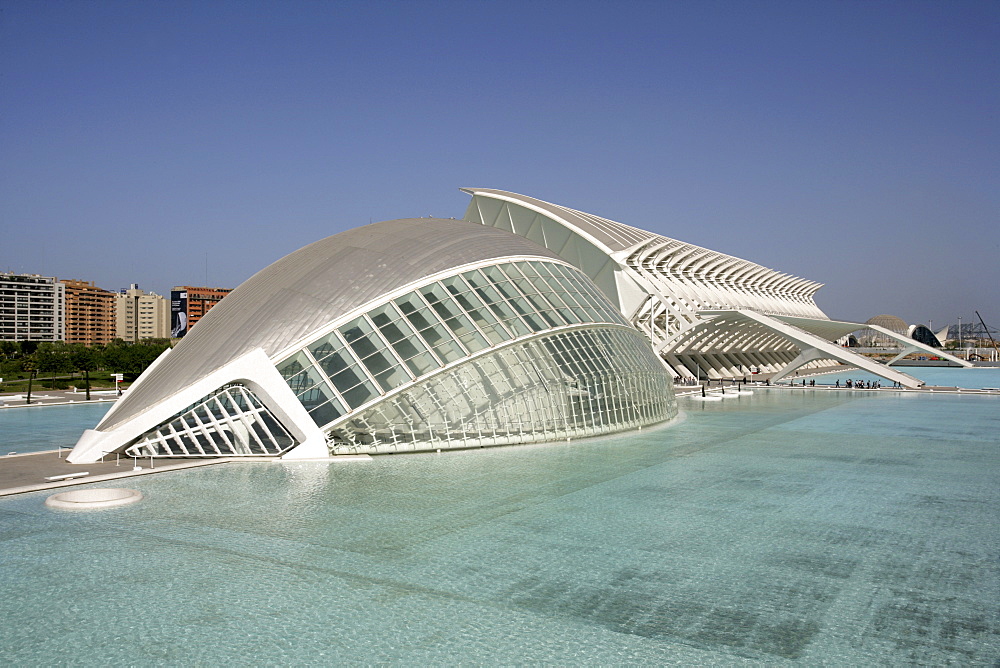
left=0, top=450, right=234, bottom=497
left=0, top=388, right=119, bottom=408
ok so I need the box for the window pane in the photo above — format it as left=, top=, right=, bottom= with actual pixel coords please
left=308, top=400, right=345, bottom=427
left=348, top=334, right=381, bottom=360
left=418, top=322, right=454, bottom=349
left=318, top=350, right=351, bottom=378
left=373, top=364, right=410, bottom=392
left=276, top=351, right=310, bottom=380
left=339, top=316, right=374, bottom=344
left=330, top=366, right=369, bottom=394
left=342, top=381, right=378, bottom=407
left=458, top=330, right=488, bottom=353
left=399, top=303, right=437, bottom=332
left=288, top=366, right=322, bottom=394
left=433, top=339, right=465, bottom=363
left=419, top=283, right=450, bottom=306
left=297, top=380, right=336, bottom=408
left=363, top=349, right=404, bottom=378
left=404, top=351, right=438, bottom=376
left=307, top=332, right=342, bottom=361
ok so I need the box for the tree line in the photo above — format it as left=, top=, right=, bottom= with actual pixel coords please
left=0, top=339, right=173, bottom=381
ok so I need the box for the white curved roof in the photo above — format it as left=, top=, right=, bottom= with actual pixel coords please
left=100, top=218, right=561, bottom=431
left=462, top=188, right=825, bottom=318
left=460, top=187, right=657, bottom=253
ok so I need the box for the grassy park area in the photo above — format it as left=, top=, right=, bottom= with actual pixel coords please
left=0, top=339, right=171, bottom=394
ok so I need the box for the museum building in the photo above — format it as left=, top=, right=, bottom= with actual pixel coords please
left=70, top=217, right=677, bottom=462
left=69, top=189, right=967, bottom=464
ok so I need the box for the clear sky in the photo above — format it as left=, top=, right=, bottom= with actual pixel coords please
left=2, top=0, right=997, bottom=331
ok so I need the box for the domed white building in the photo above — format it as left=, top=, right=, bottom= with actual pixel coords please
left=70, top=218, right=677, bottom=463
left=856, top=315, right=910, bottom=347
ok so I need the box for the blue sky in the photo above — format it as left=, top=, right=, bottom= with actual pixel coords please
left=2, top=0, right=997, bottom=330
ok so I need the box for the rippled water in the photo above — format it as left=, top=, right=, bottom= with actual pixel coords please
left=0, top=389, right=997, bottom=664
left=0, top=402, right=112, bottom=454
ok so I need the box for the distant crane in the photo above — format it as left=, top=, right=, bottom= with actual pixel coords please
left=975, top=311, right=999, bottom=357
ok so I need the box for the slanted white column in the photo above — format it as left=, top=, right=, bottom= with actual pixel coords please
left=770, top=347, right=825, bottom=384
left=866, top=324, right=973, bottom=368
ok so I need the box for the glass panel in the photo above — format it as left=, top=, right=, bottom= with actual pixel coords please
left=429, top=296, right=462, bottom=322
left=403, top=351, right=438, bottom=376
left=342, top=381, right=378, bottom=407
left=297, top=380, right=336, bottom=407
left=363, top=349, right=396, bottom=375
left=330, top=366, right=369, bottom=395
left=518, top=262, right=540, bottom=277
left=390, top=336, right=422, bottom=362
left=318, top=350, right=351, bottom=378
left=507, top=297, right=546, bottom=332
left=276, top=351, right=310, bottom=380
left=397, top=298, right=438, bottom=333
left=339, top=316, right=374, bottom=344
left=308, top=332, right=341, bottom=361
left=417, top=322, right=452, bottom=348
left=373, top=364, right=410, bottom=392
left=368, top=304, right=395, bottom=329
left=433, top=339, right=465, bottom=363
left=457, top=328, right=489, bottom=353
left=374, top=316, right=408, bottom=344
left=419, top=283, right=450, bottom=306
left=350, top=335, right=381, bottom=360
left=288, top=366, right=323, bottom=395
left=441, top=275, right=472, bottom=297
left=308, top=400, right=344, bottom=427
left=461, top=270, right=500, bottom=302
left=498, top=262, right=526, bottom=282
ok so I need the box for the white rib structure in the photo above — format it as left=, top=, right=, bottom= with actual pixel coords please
left=461, top=188, right=969, bottom=388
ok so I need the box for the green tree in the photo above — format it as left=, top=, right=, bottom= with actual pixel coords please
left=101, top=339, right=171, bottom=378
left=34, top=342, right=73, bottom=375
left=71, top=345, right=100, bottom=400
left=0, top=341, right=17, bottom=360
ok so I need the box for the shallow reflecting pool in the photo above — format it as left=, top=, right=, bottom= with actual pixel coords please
left=0, top=402, right=112, bottom=454
left=0, top=389, right=997, bottom=664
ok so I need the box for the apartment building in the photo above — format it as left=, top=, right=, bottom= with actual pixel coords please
left=62, top=279, right=115, bottom=346
left=116, top=284, right=170, bottom=342
left=170, top=286, right=232, bottom=337
left=0, top=273, right=65, bottom=341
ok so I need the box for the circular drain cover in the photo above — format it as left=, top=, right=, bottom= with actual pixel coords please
left=45, top=488, right=143, bottom=510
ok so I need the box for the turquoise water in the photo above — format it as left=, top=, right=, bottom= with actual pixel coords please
left=800, top=365, right=1000, bottom=389
left=1, top=389, right=997, bottom=664
left=0, top=403, right=112, bottom=454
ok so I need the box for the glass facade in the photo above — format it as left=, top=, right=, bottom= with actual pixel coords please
left=125, top=385, right=297, bottom=458
left=328, top=327, right=674, bottom=454
left=276, top=259, right=677, bottom=455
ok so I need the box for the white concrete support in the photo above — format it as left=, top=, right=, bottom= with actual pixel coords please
left=699, top=310, right=925, bottom=389
left=867, top=324, right=973, bottom=368
left=770, top=347, right=826, bottom=384
left=68, top=348, right=326, bottom=464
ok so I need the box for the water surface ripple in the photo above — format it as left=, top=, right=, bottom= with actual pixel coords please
left=1, top=390, right=997, bottom=664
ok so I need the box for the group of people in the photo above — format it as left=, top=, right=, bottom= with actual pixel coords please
left=834, top=379, right=882, bottom=389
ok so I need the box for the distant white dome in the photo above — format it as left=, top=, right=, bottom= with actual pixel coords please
left=857, top=314, right=909, bottom=347
left=865, top=314, right=908, bottom=334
